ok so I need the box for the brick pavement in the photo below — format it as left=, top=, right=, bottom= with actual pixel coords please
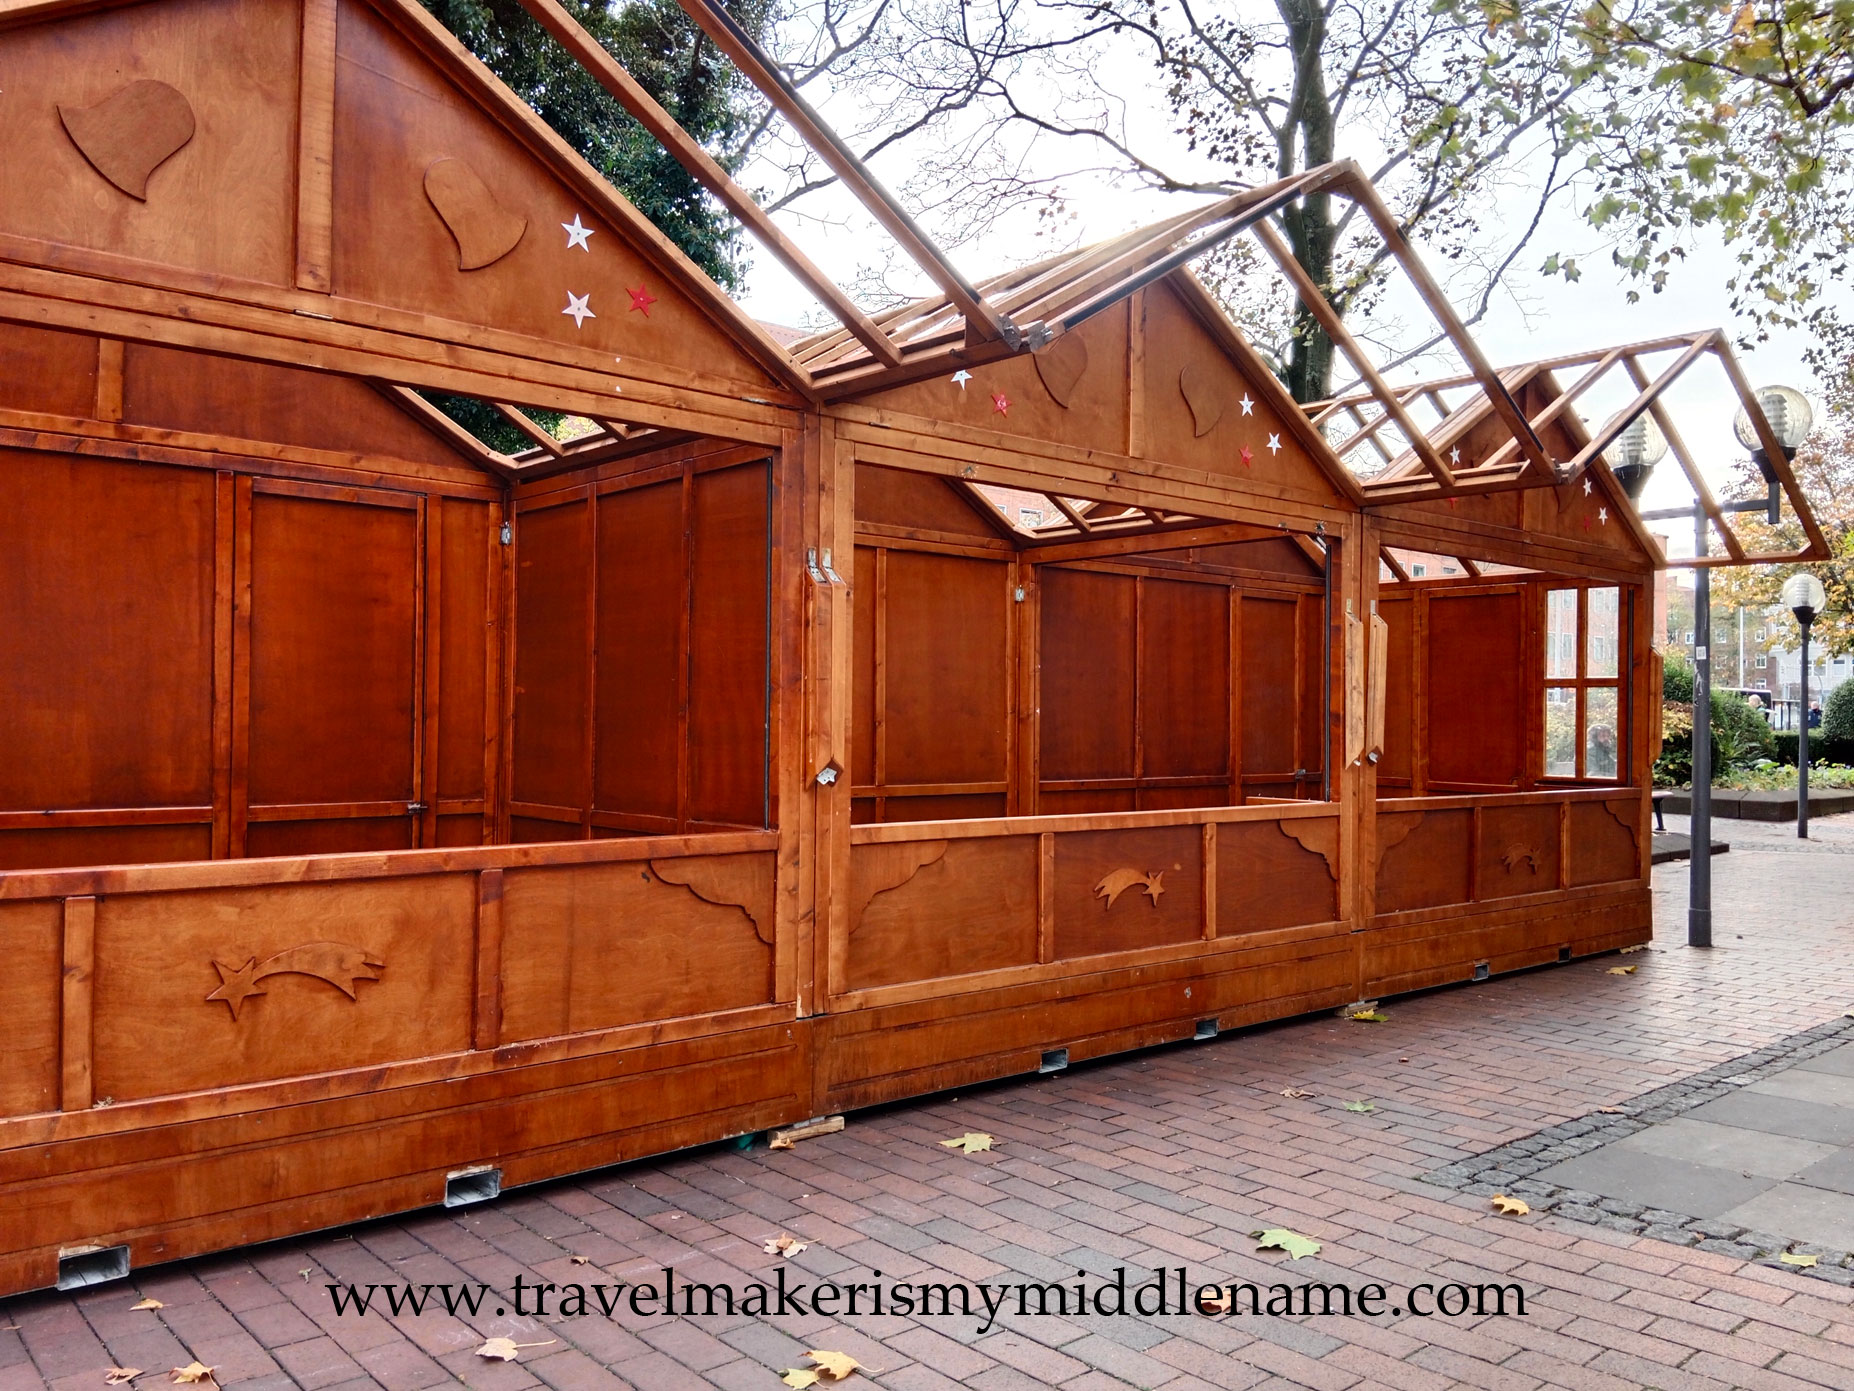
left=7, top=813, right=1854, bottom=1390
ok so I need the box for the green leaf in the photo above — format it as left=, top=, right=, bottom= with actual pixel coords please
left=1253, top=1228, right=1323, bottom=1259
left=1343, top=1100, right=1377, bottom=1113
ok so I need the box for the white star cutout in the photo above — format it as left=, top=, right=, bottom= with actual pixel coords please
left=951, top=370, right=973, bottom=390
left=1583, top=477, right=1593, bottom=495
left=562, top=292, right=595, bottom=328
left=563, top=215, right=594, bottom=251
left=1267, top=433, right=1282, bottom=454
left=1450, top=446, right=1460, bottom=464
left=1598, top=506, right=1608, bottom=524
left=1240, top=395, right=1254, bottom=416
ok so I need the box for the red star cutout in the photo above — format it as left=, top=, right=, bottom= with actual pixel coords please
left=991, top=391, right=1010, bottom=416
left=1239, top=445, right=1254, bottom=467
left=626, top=284, right=657, bottom=316
left=1582, top=514, right=1592, bottom=531
left=1447, top=497, right=1459, bottom=510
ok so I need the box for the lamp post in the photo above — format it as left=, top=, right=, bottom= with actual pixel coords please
left=1784, top=572, right=1828, bottom=839
left=1637, top=384, right=1812, bottom=948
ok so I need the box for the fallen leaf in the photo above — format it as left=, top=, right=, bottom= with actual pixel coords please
left=764, top=1234, right=810, bottom=1258
left=570, top=1255, right=591, bottom=1265
left=781, top=1373, right=821, bottom=1390
left=1596, top=1106, right=1625, bottom=1114
left=940, top=1132, right=994, bottom=1154
left=104, top=1371, right=142, bottom=1386
left=168, top=1366, right=216, bottom=1387
left=1281, top=1087, right=1314, bottom=1100
left=297, top=1268, right=312, bottom=1282
left=1606, top=965, right=1637, bottom=975
left=1619, top=944, right=1646, bottom=954
left=1490, top=1194, right=1530, bottom=1216
left=1347, top=1010, right=1388, bottom=1023
left=1780, top=1252, right=1819, bottom=1267
left=1197, top=1287, right=1231, bottom=1315
left=807, top=1350, right=861, bottom=1380
left=474, top=1337, right=556, bottom=1362
left=1343, top=1100, right=1376, bottom=1113
left=130, top=1298, right=164, bottom=1311
left=1254, top=1228, right=1322, bottom=1260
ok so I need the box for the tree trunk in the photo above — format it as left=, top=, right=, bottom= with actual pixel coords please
left=1276, top=0, right=1337, bottom=405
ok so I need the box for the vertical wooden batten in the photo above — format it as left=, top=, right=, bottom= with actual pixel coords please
left=473, top=868, right=503, bottom=1049
left=295, top=0, right=339, bottom=293
left=94, top=339, right=124, bottom=422
left=60, top=897, right=97, bottom=1112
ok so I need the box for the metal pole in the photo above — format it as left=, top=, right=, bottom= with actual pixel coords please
left=1690, top=502, right=1712, bottom=948
left=1800, top=620, right=1813, bottom=840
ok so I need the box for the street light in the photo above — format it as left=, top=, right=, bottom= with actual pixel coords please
left=1610, top=414, right=1668, bottom=502
left=1734, top=385, right=1814, bottom=523
left=1784, top=571, right=1829, bottom=839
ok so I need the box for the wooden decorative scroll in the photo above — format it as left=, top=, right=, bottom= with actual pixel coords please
left=1095, top=868, right=1166, bottom=908
left=648, top=856, right=775, bottom=945
left=59, top=80, right=196, bottom=200
left=1033, top=333, right=1089, bottom=407
left=1178, top=363, right=1225, bottom=437
left=423, top=158, right=528, bottom=270
left=205, top=942, right=385, bottom=1020
left=1600, top=799, right=1642, bottom=848
left=848, top=841, right=948, bottom=933
left=1278, top=819, right=1340, bottom=880
left=1374, top=812, right=1425, bottom=869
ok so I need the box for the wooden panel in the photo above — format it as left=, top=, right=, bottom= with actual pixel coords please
left=0, top=453, right=214, bottom=811
left=498, top=854, right=775, bottom=1041
left=0, top=825, right=211, bottom=872
left=91, top=875, right=475, bottom=1101
left=855, top=465, right=1000, bottom=537
left=1478, top=804, right=1560, bottom=899
left=1036, top=790, right=1135, bottom=815
left=884, top=551, right=1010, bottom=786
left=1298, top=593, right=1325, bottom=777
left=1216, top=820, right=1339, bottom=934
left=0, top=901, right=61, bottom=1118
left=1055, top=825, right=1203, bottom=959
left=1376, top=809, right=1471, bottom=914
left=876, top=793, right=1008, bottom=822
left=1365, top=887, right=1650, bottom=997
left=1241, top=595, right=1299, bottom=778
left=247, top=491, right=418, bottom=806
left=0, top=325, right=100, bottom=418
left=1427, top=591, right=1524, bottom=786
left=848, top=837, right=1037, bottom=990
left=1570, top=799, right=1640, bottom=886
left=851, top=546, right=878, bottom=788
left=687, top=462, right=771, bottom=826
left=1140, top=578, right=1229, bottom=778
left=244, top=817, right=414, bottom=857
left=512, top=499, right=591, bottom=815
left=1040, top=568, right=1136, bottom=780
left=437, top=498, right=490, bottom=801
left=435, top=814, right=485, bottom=848
left=593, top=479, right=683, bottom=821
left=1377, top=596, right=1414, bottom=783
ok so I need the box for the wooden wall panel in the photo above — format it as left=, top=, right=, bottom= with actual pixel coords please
left=0, top=453, right=214, bottom=812
left=1426, top=590, right=1524, bottom=787
left=512, top=498, right=592, bottom=819
left=244, top=817, right=413, bottom=856
left=0, top=826, right=212, bottom=871
left=499, top=855, right=775, bottom=1040
left=593, top=480, right=684, bottom=822
left=0, top=325, right=100, bottom=418
left=1215, top=821, right=1339, bottom=934
left=1055, top=825, right=1203, bottom=958
left=855, top=465, right=1000, bottom=538
left=1376, top=809, right=1472, bottom=914
left=1140, top=579, right=1229, bottom=779
left=437, top=497, right=492, bottom=806
left=1040, top=568, right=1136, bottom=780
left=884, top=551, right=1010, bottom=786
left=1241, top=596, right=1299, bottom=783
left=1377, top=596, right=1415, bottom=784
left=1297, top=593, right=1325, bottom=780
left=91, top=875, right=475, bottom=1101
left=247, top=491, right=418, bottom=806
left=687, top=462, right=771, bottom=826
left=0, top=901, right=61, bottom=1119
left=1478, top=804, right=1561, bottom=899
left=848, top=838, right=1037, bottom=990
left=852, top=546, right=879, bottom=789
left=1570, top=800, right=1641, bottom=886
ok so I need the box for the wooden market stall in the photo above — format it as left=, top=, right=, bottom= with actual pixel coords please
left=0, top=0, right=1827, bottom=1295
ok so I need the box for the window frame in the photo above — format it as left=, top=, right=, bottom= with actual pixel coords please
left=1541, top=584, right=1627, bottom=784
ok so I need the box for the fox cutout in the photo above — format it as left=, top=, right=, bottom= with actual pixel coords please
left=1501, top=846, right=1543, bottom=874
left=1095, top=868, right=1166, bottom=909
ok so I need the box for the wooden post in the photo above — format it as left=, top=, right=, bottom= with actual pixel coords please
left=61, top=896, right=96, bottom=1111
left=473, top=869, right=503, bottom=1050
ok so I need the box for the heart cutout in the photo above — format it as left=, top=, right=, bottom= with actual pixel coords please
left=1179, top=363, right=1225, bottom=437
left=59, top=80, right=196, bottom=200
left=1032, top=333, right=1089, bottom=408
left=424, top=158, right=527, bottom=271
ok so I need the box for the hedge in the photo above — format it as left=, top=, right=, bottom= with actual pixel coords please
left=1773, top=730, right=1854, bottom=767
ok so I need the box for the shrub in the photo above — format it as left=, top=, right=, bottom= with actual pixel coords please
left=1661, top=649, right=1695, bottom=703
left=1654, top=691, right=1778, bottom=786
left=1827, top=680, right=1854, bottom=742
left=1775, top=730, right=1854, bottom=766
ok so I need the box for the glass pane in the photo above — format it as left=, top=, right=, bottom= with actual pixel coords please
left=1585, top=687, right=1619, bottom=778
left=1546, top=589, right=1578, bottom=679
left=1587, top=587, right=1620, bottom=679
left=1545, top=687, right=1578, bottom=777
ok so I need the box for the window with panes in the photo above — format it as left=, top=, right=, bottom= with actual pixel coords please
left=1543, top=586, right=1624, bottom=781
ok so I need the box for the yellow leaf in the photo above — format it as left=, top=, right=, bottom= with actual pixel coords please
left=1490, top=1194, right=1531, bottom=1216
left=807, top=1349, right=862, bottom=1380
left=1348, top=1009, right=1388, bottom=1022
left=168, top=1366, right=217, bottom=1387
left=130, top=1299, right=164, bottom=1311
left=1253, top=1227, right=1321, bottom=1259
left=781, top=1373, right=822, bottom=1390
left=1780, top=1252, right=1819, bottom=1267
left=1597, top=1106, right=1625, bottom=1114
left=764, top=1234, right=810, bottom=1258
left=1619, top=944, right=1646, bottom=954
left=1281, top=1087, right=1314, bottom=1099
left=104, top=1371, right=142, bottom=1386
left=939, top=1132, right=994, bottom=1154
left=569, top=1255, right=590, bottom=1265
left=474, top=1337, right=556, bottom=1362
left=1730, top=2, right=1755, bottom=37
left=1606, top=965, right=1636, bottom=975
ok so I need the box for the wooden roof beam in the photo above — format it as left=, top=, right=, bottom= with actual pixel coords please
left=1380, top=547, right=1410, bottom=582
left=1620, top=349, right=1748, bottom=564
left=1710, top=337, right=1833, bottom=561
left=495, top=403, right=567, bottom=457
left=375, top=384, right=519, bottom=479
